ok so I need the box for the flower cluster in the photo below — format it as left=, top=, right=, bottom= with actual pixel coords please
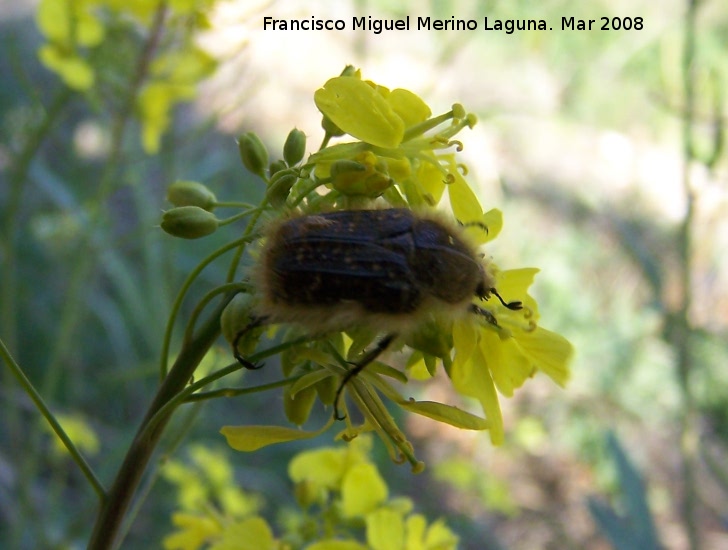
left=163, top=438, right=457, bottom=550
left=163, top=66, right=573, bottom=467
left=35, top=0, right=217, bottom=153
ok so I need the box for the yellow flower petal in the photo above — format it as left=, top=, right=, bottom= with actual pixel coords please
left=341, top=463, right=388, bottom=517
left=515, top=327, right=573, bottom=386
left=288, top=448, right=347, bottom=490
left=387, top=88, right=431, bottom=128
left=422, top=517, right=459, bottom=549
left=404, top=514, right=426, bottom=548
left=451, top=344, right=504, bottom=445
left=209, top=517, right=275, bottom=550
left=415, top=157, right=447, bottom=203
left=306, top=541, right=369, bottom=550
left=314, top=77, right=405, bottom=148
left=163, top=512, right=220, bottom=550
left=38, top=45, right=95, bottom=90
left=367, top=508, right=405, bottom=550
left=220, top=424, right=328, bottom=452
left=478, top=330, right=532, bottom=397
left=480, top=208, right=503, bottom=243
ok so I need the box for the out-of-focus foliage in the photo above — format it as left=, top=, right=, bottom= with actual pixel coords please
left=35, top=0, right=217, bottom=152
left=587, top=432, right=663, bottom=550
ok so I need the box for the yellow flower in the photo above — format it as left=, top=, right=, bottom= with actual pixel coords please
left=221, top=67, right=573, bottom=462
left=45, top=412, right=99, bottom=457
left=451, top=268, right=573, bottom=445
left=37, top=45, right=95, bottom=90
left=308, top=69, right=478, bottom=213
left=366, top=509, right=459, bottom=550
left=36, top=0, right=105, bottom=47
left=163, top=513, right=221, bottom=550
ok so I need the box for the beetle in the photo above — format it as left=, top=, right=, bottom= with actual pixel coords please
left=233, top=208, right=521, bottom=417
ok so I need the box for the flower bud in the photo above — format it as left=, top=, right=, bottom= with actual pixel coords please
left=220, top=293, right=261, bottom=351
left=283, top=128, right=306, bottom=166
left=266, top=171, right=297, bottom=208
left=160, top=206, right=218, bottom=239
left=166, top=180, right=217, bottom=211
left=329, top=153, right=392, bottom=197
left=237, top=132, right=268, bottom=178
left=269, top=159, right=288, bottom=177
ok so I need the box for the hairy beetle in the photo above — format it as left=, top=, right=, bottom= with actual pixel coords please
left=233, top=208, right=521, bottom=417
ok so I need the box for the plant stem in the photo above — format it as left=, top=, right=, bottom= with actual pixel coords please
left=87, top=295, right=233, bottom=550
left=0, top=339, right=105, bottom=499
left=677, top=1, right=699, bottom=549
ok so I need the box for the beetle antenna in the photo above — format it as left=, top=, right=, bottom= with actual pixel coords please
left=490, top=288, right=523, bottom=310
left=232, top=316, right=267, bottom=370
left=334, top=333, right=397, bottom=421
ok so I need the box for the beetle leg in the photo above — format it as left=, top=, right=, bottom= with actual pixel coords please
left=470, top=303, right=499, bottom=327
left=334, top=333, right=397, bottom=420
left=232, top=316, right=267, bottom=370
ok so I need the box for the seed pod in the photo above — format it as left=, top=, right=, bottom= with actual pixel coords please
left=166, top=180, right=217, bottom=211
left=283, top=128, right=306, bottom=166
left=237, top=132, right=268, bottom=178
left=160, top=206, right=219, bottom=239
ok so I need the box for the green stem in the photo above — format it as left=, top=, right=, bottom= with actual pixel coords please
left=0, top=338, right=105, bottom=498
left=159, top=233, right=260, bottom=380
left=87, top=294, right=233, bottom=550
left=1, top=87, right=73, bottom=356
left=183, top=282, right=250, bottom=344
left=677, top=1, right=700, bottom=549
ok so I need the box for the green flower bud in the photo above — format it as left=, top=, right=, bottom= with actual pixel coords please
left=269, top=159, right=288, bottom=177
left=283, top=128, right=306, bottom=166
left=160, top=206, right=219, bottom=239
left=166, top=180, right=217, bottom=211
left=266, top=171, right=297, bottom=208
left=330, top=159, right=367, bottom=178
left=220, top=293, right=261, bottom=350
left=237, top=132, right=268, bottom=177
left=330, top=153, right=392, bottom=197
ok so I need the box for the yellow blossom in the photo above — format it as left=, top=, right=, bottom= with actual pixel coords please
left=451, top=268, right=573, bottom=444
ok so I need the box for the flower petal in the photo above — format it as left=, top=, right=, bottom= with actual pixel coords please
left=387, top=88, right=431, bottom=128
left=451, top=344, right=504, bottom=445
left=341, top=463, right=388, bottom=517
left=516, top=327, right=573, bottom=386
left=220, top=423, right=328, bottom=452
left=366, top=508, right=405, bottom=550
left=314, top=77, right=404, bottom=148
left=478, top=330, right=533, bottom=397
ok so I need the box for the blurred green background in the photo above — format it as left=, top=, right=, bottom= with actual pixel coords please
left=1, top=0, right=727, bottom=548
